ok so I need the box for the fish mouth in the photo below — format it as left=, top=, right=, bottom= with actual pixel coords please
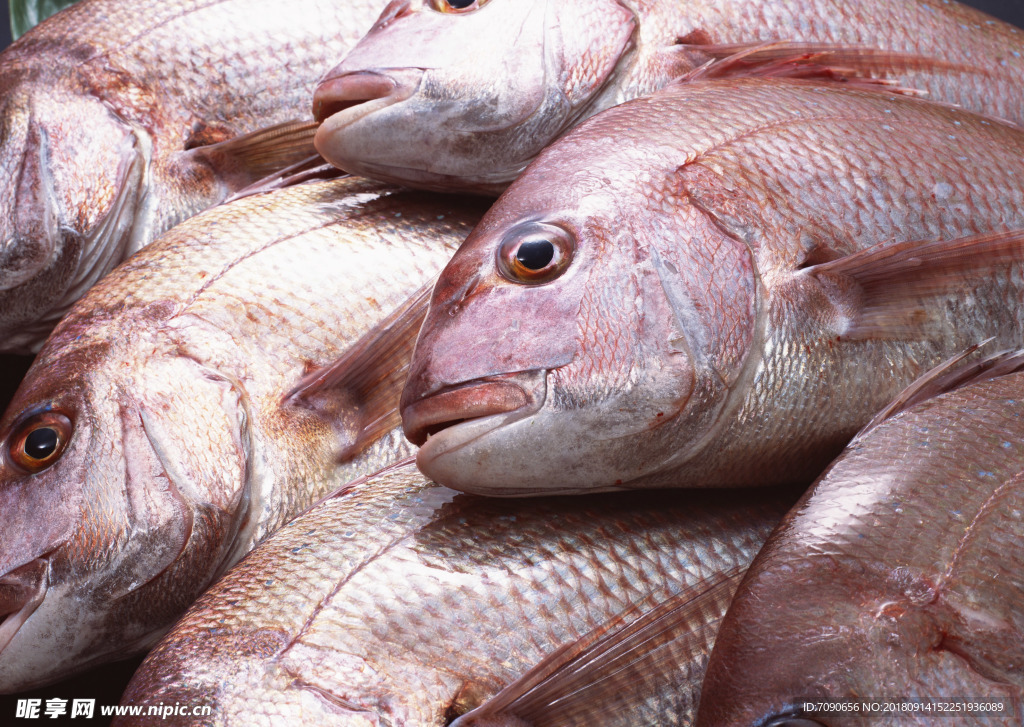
left=0, top=558, right=48, bottom=656
left=402, top=372, right=544, bottom=447
left=313, top=69, right=422, bottom=127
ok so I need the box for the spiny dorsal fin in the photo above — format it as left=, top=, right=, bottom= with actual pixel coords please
left=808, top=228, right=1024, bottom=339
left=860, top=341, right=1024, bottom=436
left=673, top=40, right=954, bottom=95
left=285, top=281, right=433, bottom=460
left=189, top=119, right=320, bottom=188
left=451, top=568, right=744, bottom=727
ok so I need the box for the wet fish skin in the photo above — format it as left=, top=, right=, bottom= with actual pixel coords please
left=697, top=361, right=1024, bottom=727
left=0, top=177, right=486, bottom=692
left=314, top=0, right=1024, bottom=193
left=400, top=79, right=1024, bottom=496
left=0, top=0, right=384, bottom=353
left=115, top=460, right=795, bottom=726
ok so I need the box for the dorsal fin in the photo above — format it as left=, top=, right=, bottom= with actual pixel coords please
left=451, top=568, right=743, bottom=727
left=285, top=281, right=433, bottom=460
left=806, top=228, right=1024, bottom=340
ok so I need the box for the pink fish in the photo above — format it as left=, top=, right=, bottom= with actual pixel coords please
left=0, top=0, right=384, bottom=352
left=386, top=78, right=1024, bottom=495
left=698, top=348, right=1024, bottom=726
left=313, top=0, right=1024, bottom=193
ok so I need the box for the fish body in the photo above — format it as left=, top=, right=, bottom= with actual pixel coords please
left=697, top=356, right=1024, bottom=726
left=313, top=0, right=1024, bottom=193
left=399, top=79, right=1024, bottom=495
left=0, top=0, right=383, bottom=353
left=115, top=460, right=793, bottom=726
left=0, top=177, right=485, bottom=691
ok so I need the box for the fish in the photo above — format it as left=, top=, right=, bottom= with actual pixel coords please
left=0, top=0, right=385, bottom=353
left=696, top=348, right=1024, bottom=726
left=0, top=176, right=486, bottom=692
left=312, top=0, right=1024, bottom=194
left=379, top=78, right=1024, bottom=496
left=114, top=459, right=796, bottom=726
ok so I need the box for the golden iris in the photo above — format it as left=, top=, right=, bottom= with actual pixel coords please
left=8, top=411, right=73, bottom=473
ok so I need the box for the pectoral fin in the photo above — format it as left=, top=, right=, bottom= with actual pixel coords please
left=451, top=568, right=743, bottom=727
left=285, top=281, right=434, bottom=460
left=668, top=40, right=962, bottom=95
left=224, top=155, right=346, bottom=204
left=808, top=228, right=1024, bottom=339
left=189, top=119, right=320, bottom=190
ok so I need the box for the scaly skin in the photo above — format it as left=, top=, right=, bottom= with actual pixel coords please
left=314, top=0, right=1024, bottom=193
left=116, top=461, right=794, bottom=726
left=0, top=0, right=385, bottom=352
left=699, top=371, right=1024, bottom=726
left=401, top=79, right=1024, bottom=495
left=0, top=177, right=486, bottom=691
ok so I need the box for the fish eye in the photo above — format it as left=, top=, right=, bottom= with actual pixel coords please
left=430, top=0, right=488, bottom=13
left=7, top=411, right=73, bottom=474
left=496, top=222, right=574, bottom=285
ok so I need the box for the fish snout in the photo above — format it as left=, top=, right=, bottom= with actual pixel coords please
left=0, top=558, right=48, bottom=655
left=312, top=69, right=421, bottom=125
left=402, top=377, right=530, bottom=446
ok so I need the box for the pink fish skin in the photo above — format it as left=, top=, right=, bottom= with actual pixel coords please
left=114, top=460, right=794, bottom=726
left=399, top=78, right=1024, bottom=496
left=313, top=0, right=1024, bottom=193
left=697, top=355, right=1024, bottom=727
left=0, top=177, right=484, bottom=693
left=0, top=0, right=383, bottom=353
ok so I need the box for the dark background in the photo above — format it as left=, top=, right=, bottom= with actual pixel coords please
left=0, top=0, right=1021, bottom=724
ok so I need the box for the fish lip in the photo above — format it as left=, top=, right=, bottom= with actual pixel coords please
left=402, top=371, right=545, bottom=447
left=0, top=557, right=49, bottom=657
left=312, top=68, right=421, bottom=129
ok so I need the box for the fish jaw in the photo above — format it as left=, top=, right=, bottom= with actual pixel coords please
left=413, top=364, right=701, bottom=495
left=0, top=559, right=48, bottom=659
left=402, top=373, right=537, bottom=446
left=313, top=0, right=635, bottom=193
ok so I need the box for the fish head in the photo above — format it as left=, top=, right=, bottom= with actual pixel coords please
left=401, top=129, right=759, bottom=494
left=0, top=320, right=250, bottom=691
left=0, top=74, right=148, bottom=352
left=312, top=0, right=636, bottom=193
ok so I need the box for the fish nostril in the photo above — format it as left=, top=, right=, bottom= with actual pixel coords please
left=312, top=73, right=398, bottom=122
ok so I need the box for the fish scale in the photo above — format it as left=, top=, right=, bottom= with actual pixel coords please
left=0, top=0, right=385, bottom=353
left=699, top=362, right=1024, bottom=726
left=116, top=461, right=795, bottom=726
left=394, top=78, right=1024, bottom=496
left=0, top=177, right=486, bottom=692
left=315, top=0, right=1024, bottom=193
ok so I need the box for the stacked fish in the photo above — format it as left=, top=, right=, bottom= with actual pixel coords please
left=1, top=0, right=1024, bottom=725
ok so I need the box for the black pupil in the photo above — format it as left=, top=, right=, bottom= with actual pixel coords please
left=24, top=427, right=58, bottom=460
left=446, top=0, right=474, bottom=7
left=516, top=239, right=555, bottom=271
